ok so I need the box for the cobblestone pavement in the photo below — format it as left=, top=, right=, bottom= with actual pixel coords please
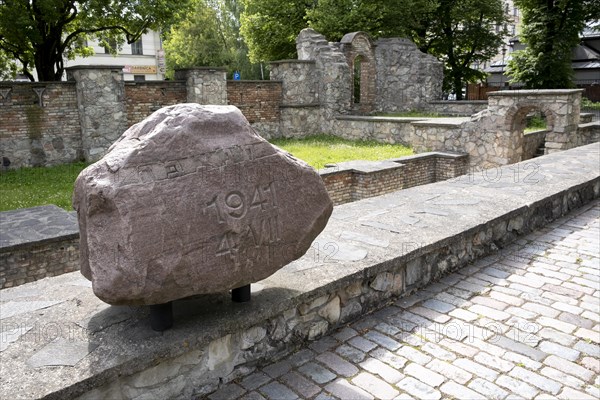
left=208, top=200, right=600, bottom=400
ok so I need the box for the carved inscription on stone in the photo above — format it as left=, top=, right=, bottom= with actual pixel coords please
left=74, top=104, right=333, bottom=305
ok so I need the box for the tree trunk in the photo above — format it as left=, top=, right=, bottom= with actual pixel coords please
left=454, top=75, right=463, bottom=101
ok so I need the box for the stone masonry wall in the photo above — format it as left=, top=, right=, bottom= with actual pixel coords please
left=375, top=38, right=443, bottom=112
left=522, top=130, right=547, bottom=161
left=67, top=66, right=129, bottom=162
left=125, top=81, right=187, bottom=126
left=340, top=32, right=377, bottom=114
left=0, top=82, right=82, bottom=168
left=427, top=100, right=488, bottom=116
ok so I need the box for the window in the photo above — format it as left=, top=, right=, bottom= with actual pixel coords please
left=133, top=75, right=146, bottom=82
left=131, top=38, right=143, bottom=55
left=513, top=7, right=519, bottom=17
left=103, top=38, right=117, bottom=54
left=511, top=25, right=516, bottom=35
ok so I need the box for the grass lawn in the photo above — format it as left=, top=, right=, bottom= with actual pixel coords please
left=524, top=115, right=547, bottom=133
left=0, top=135, right=412, bottom=212
left=271, top=134, right=413, bottom=170
left=0, top=162, right=89, bottom=212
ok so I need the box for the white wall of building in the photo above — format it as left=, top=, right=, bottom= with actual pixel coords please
left=64, top=30, right=165, bottom=81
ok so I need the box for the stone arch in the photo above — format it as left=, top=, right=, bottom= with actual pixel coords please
left=484, top=90, right=583, bottom=165
left=340, top=32, right=376, bottom=113
left=504, top=103, right=555, bottom=161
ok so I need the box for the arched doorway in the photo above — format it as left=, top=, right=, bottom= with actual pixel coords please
left=353, top=55, right=363, bottom=105
left=507, top=105, right=555, bottom=161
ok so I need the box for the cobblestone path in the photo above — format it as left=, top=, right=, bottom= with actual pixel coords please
left=209, top=201, right=600, bottom=400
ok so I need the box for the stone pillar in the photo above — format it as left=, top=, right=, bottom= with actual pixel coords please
left=67, top=65, right=128, bottom=162
left=174, top=68, right=227, bottom=105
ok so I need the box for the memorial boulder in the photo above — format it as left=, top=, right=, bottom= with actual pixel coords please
left=73, top=104, right=333, bottom=307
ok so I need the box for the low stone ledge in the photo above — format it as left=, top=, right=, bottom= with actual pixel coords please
left=336, top=115, right=425, bottom=123
left=0, top=205, right=78, bottom=252
left=410, top=117, right=470, bottom=127
left=0, top=143, right=598, bottom=399
left=280, top=103, right=320, bottom=108
left=487, top=89, right=584, bottom=96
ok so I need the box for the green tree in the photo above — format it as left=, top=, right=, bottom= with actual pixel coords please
left=164, top=0, right=262, bottom=79
left=240, top=0, right=315, bottom=63
left=420, top=0, right=507, bottom=99
left=0, top=0, right=185, bottom=81
left=507, top=0, right=598, bottom=89
left=307, top=0, right=436, bottom=42
left=240, top=0, right=506, bottom=100
left=0, top=48, right=18, bottom=80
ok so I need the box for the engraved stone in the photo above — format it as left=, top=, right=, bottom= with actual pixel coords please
left=73, top=104, right=333, bottom=305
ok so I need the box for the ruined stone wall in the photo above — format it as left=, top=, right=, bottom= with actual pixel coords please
left=0, top=82, right=82, bottom=168
left=340, top=32, right=377, bottom=113
left=375, top=38, right=443, bottom=112
left=270, top=59, right=321, bottom=138
left=427, top=100, right=488, bottom=116
left=295, top=29, right=352, bottom=133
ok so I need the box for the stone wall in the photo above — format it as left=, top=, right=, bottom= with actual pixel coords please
left=576, top=121, right=600, bottom=146
left=174, top=68, right=227, bottom=105
left=0, top=205, right=80, bottom=289
left=67, top=66, right=129, bottom=162
left=427, top=100, right=488, bottom=116
left=333, top=116, right=417, bottom=145
left=340, top=32, right=377, bottom=113
left=522, top=130, right=547, bottom=161
left=0, top=82, right=82, bottom=168
left=125, top=81, right=187, bottom=126
left=375, top=38, right=443, bottom=112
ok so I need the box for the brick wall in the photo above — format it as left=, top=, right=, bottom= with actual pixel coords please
left=125, top=81, right=187, bottom=126
left=0, top=238, right=79, bottom=289
left=0, top=83, right=81, bottom=167
left=322, top=152, right=469, bottom=205
left=227, top=81, right=282, bottom=123
left=321, top=170, right=355, bottom=204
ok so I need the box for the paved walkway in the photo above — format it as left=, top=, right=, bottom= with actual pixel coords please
left=208, top=200, right=600, bottom=400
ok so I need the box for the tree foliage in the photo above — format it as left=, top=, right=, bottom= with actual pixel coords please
left=507, top=0, right=598, bottom=89
left=420, top=0, right=507, bottom=99
left=240, top=0, right=315, bottom=63
left=0, top=0, right=185, bottom=81
left=164, top=0, right=262, bottom=79
left=240, top=0, right=506, bottom=99
left=307, top=0, right=436, bottom=42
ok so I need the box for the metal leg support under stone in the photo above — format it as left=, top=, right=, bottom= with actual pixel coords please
left=149, top=302, right=173, bottom=331
left=232, top=284, right=251, bottom=302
